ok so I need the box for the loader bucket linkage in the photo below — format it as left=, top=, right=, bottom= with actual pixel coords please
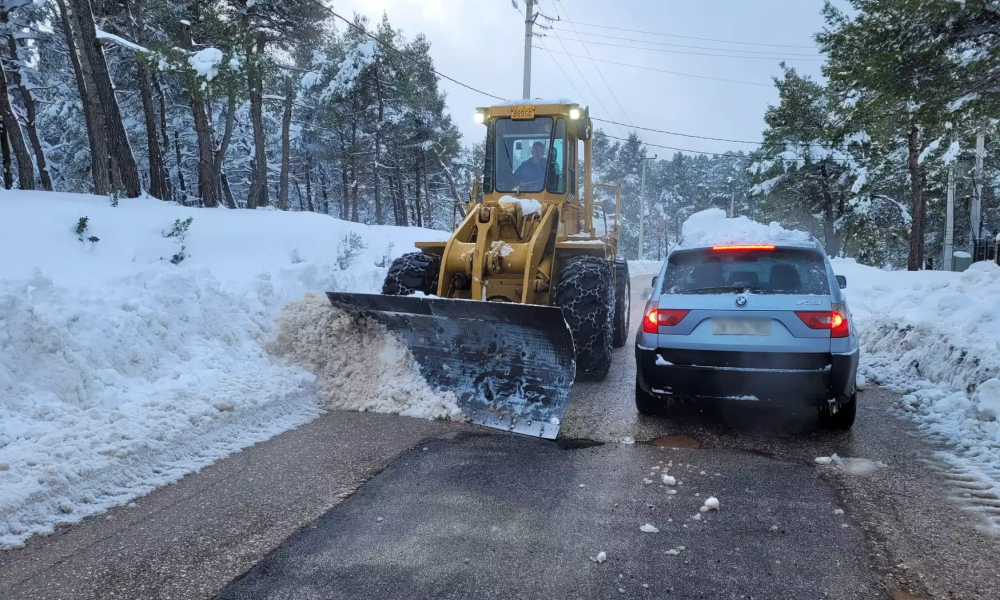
left=327, top=292, right=576, bottom=439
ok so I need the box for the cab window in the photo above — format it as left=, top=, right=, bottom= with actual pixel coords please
left=493, top=117, right=553, bottom=193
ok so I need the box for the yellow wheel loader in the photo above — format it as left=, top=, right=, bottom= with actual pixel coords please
left=327, top=102, right=628, bottom=439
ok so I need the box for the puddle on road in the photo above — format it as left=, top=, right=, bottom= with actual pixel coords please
left=652, top=435, right=700, bottom=449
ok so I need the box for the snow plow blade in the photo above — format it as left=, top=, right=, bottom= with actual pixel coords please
left=326, top=292, right=576, bottom=439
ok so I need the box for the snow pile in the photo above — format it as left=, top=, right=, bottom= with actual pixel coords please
left=0, top=191, right=446, bottom=549
left=189, top=48, right=224, bottom=81
left=267, top=295, right=463, bottom=420
left=678, top=208, right=813, bottom=249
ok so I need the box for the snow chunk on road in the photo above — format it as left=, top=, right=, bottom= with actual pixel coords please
left=703, top=497, right=720, bottom=511
left=594, top=551, right=607, bottom=563
left=640, top=523, right=659, bottom=533
left=678, top=208, right=811, bottom=249
left=662, top=474, right=677, bottom=485
left=268, top=295, right=464, bottom=421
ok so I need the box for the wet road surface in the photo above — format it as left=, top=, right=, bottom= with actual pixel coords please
left=2, top=276, right=997, bottom=600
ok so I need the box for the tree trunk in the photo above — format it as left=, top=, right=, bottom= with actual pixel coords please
left=221, top=171, right=237, bottom=209
left=413, top=158, right=423, bottom=228
left=212, top=88, right=237, bottom=208
left=319, top=167, right=329, bottom=214
left=0, top=60, right=33, bottom=189
left=350, top=125, right=359, bottom=222
left=0, top=122, right=11, bottom=189
left=151, top=71, right=173, bottom=200
left=906, top=126, right=927, bottom=271
left=421, top=150, right=433, bottom=228
left=278, top=74, right=294, bottom=210
left=173, top=129, right=187, bottom=203
left=3, top=19, right=50, bottom=190
left=180, top=22, right=218, bottom=207
left=128, top=0, right=166, bottom=199
left=819, top=162, right=838, bottom=256
left=246, top=31, right=268, bottom=209
left=394, top=167, right=408, bottom=226
left=57, top=0, right=109, bottom=194
left=305, top=155, right=314, bottom=212
left=340, top=148, right=349, bottom=220
left=432, top=149, right=466, bottom=220
left=373, top=66, right=384, bottom=225
left=70, top=0, right=141, bottom=197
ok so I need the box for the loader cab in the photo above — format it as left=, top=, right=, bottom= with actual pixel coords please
left=477, top=102, right=590, bottom=204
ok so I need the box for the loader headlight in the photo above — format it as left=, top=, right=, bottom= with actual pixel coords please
left=569, top=108, right=580, bottom=120
left=475, top=112, right=485, bottom=124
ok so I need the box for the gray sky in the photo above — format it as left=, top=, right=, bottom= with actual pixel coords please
left=332, top=0, right=833, bottom=155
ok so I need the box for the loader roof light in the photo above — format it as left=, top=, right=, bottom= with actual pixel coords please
left=474, top=111, right=485, bottom=124
left=711, top=244, right=776, bottom=251
left=569, top=108, right=581, bottom=120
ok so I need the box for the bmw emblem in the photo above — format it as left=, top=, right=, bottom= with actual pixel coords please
left=735, top=295, right=748, bottom=308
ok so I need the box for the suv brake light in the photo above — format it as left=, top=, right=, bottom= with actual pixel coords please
left=711, top=244, right=776, bottom=251
left=642, top=306, right=690, bottom=333
left=796, top=304, right=849, bottom=338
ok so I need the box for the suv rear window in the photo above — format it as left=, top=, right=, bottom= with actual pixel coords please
left=661, top=248, right=830, bottom=295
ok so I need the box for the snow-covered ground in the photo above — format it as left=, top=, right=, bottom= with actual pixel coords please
left=0, top=191, right=449, bottom=549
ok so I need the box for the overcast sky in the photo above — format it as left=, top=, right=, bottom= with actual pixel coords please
left=332, top=0, right=837, bottom=155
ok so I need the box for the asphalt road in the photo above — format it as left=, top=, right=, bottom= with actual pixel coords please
left=216, top=276, right=1000, bottom=600
left=2, top=276, right=998, bottom=600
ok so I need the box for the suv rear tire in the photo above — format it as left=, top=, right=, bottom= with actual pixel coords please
left=553, top=256, right=614, bottom=381
left=818, top=393, right=857, bottom=431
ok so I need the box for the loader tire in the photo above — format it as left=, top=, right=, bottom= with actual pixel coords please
left=553, top=256, right=614, bottom=382
left=612, top=260, right=631, bottom=348
left=382, top=252, right=441, bottom=296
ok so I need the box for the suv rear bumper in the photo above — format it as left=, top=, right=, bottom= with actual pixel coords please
left=635, top=346, right=859, bottom=405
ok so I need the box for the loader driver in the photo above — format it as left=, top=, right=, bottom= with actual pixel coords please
left=514, top=141, right=548, bottom=189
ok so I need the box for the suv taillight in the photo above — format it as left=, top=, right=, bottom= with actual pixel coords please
left=796, top=304, right=849, bottom=338
left=642, top=306, right=690, bottom=334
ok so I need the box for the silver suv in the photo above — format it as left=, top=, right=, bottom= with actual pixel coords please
left=634, top=240, right=860, bottom=429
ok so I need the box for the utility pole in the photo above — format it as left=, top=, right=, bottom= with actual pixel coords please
left=943, top=164, right=955, bottom=271
left=522, top=0, right=533, bottom=99
left=638, top=154, right=657, bottom=260
left=972, top=133, right=985, bottom=261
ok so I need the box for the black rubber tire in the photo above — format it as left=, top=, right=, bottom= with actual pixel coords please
left=818, top=393, right=857, bottom=431
left=552, top=256, right=615, bottom=381
left=612, top=261, right=631, bottom=348
left=381, top=252, right=441, bottom=296
left=635, top=381, right=660, bottom=416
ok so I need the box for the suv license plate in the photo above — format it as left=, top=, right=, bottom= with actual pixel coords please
left=712, top=318, right=771, bottom=336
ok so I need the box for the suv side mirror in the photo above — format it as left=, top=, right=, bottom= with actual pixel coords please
left=836, top=275, right=847, bottom=289
left=651, top=275, right=658, bottom=288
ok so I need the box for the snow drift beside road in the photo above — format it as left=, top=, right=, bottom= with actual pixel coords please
left=0, top=191, right=447, bottom=549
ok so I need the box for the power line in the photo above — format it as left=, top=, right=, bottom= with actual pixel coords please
left=546, top=27, right=821, bottom=57
left=547, top=0, right=633, bottom=128
left=602, top=133, right=748, bottom=158
left=554, top=18, right=818, bottom=50
left=322, top=6, right=504, bottom=100
left=536, top=38, right=590, bottom=109
left=595, top=118, right=762, bottom=145
left=547, top=34, right=825, bottom=61
left=537, top=47, right=772, bottom=87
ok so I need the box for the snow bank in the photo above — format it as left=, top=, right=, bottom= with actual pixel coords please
left=832, top=257, right=1000, bottom=499
left=0, top=191, right=447, bottom=549
left=627, top=260, right=663, bottom=277
left=678, top=208, right=813, bottom=249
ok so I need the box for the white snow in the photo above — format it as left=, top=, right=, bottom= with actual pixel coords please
left=595, top=550, right=607, bottom=563
left=643, top=478, right=654, bottom=484
left=952, top=250, right=972, bottom=259
left=0, top=191, right=449, bottom=549
left=324, top=42, right=378, bottom=98
left=189, top=48, right=224, bottom=81
left=627, top=260, right=663, bottom=277
left=498, top=196, right=543, bottom=216
left=496, top=98, right=576, bottom=106
left=655, top=356, right=673, bottom=367
left=676, top=208, right=812, bottom=250
left=662, top=474, right=677, bottom=485
left=703, top=497, right=720, bottom=511
left=640, top=523, right=659, bottom=533
left=95, top=29, right=149, bottom=54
